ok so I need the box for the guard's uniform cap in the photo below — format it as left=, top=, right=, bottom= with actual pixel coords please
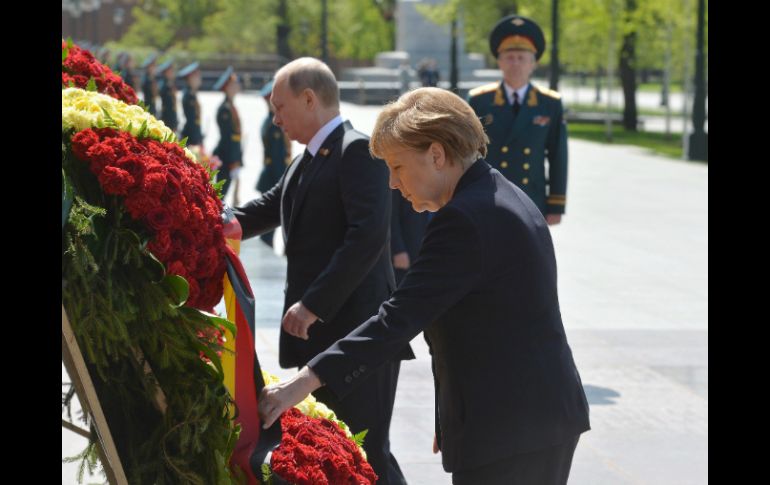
left=489, top=15, right=546, bottom=60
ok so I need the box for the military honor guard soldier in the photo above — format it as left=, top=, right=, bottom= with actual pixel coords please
left=157, top=60, right=179, bottom=133
left=212, top=67, right=243, bottom=204
left=179, top=61, right=204, bottom=148
left=468, top=15, right=568, bottom=225
left=141, top=53, right=159, bottom=116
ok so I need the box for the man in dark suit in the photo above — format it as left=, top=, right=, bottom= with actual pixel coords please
left=233, top=57, right=413, bottom=485
left=259, top=87, right=589, bottom=485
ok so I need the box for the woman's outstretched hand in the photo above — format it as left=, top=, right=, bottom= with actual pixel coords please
left=258, top=366, right=323, bottom=428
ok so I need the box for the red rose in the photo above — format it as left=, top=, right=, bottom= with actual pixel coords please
left=85, top=143, right=118, bottom=175
left=102, top=137, right=130, bottom=160
left=145, top=142, right=170, bottom=161
left=116, top=154, right=146, bottom=186
left=197, top=247, right=220, bottom=278
left=146, top=206, right=174, bottom=231
left=95, top=127, right=120, bottom=141
left=63, top=43, right=138, bottom=104
left=181, top=247, right=199, bottom=272
left=148, top=230, right=172, bottom=260
left=204, top=198, right=221, bottom=220
left=68, top=57, right=93, bottom=75
left=166, top=196, right=190, bottom=225
left=187, top=205, right=205, bottom=226
left=70, top=129, right=100, bottom=161
left=197, top=278, right=224, bottom=310
left=164, top=170, right=182, bottom=198
left=124, top=191, right=161, bottom=219
left=70, top=74, right=91, bottom=88
left=98, top=166, right=134, bottom=195
left=271, top=409, right=377, bottom=485
left=166, top=260, right=187, bottom=278
left=142, top=171, right=167, bottom=198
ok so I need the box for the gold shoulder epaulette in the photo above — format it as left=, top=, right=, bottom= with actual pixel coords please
left=535, top=84, right=562, bottom=99
left=469, top=82, right=500, bottom=98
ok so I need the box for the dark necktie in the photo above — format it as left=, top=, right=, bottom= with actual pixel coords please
left=512, top=91, right=521, bottom=118
left=284, top=149, right=313, bottom=220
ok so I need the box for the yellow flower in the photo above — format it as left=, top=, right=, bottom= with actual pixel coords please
left=61, top=88, right=197, bottom=162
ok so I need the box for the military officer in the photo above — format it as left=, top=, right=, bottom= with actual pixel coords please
left=119, top=53, right=138, bottom=90
left=178, top=61, right=204, bottom=148
left=157, top=60, right=179, bottom=132
left=141, top=53, right=159, bottom=116
left=468, top=15, right=568, bottom=225
left=255, top=79, right=293, bottom=248
left=212, top=67, right=243, bottom=204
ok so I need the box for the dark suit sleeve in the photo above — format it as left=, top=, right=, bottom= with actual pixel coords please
left=301, top=140, right=392, bottom=322
left=546, top=99, right=568, bottom=214
left=308, top=205, right=484, bottom=399
left=390, top=190, right=407, bottom=255
left=232, top=176, right=283, bottom=239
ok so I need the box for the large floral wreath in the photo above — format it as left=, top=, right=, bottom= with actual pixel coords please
left=62, top=41, right=376, bottom=485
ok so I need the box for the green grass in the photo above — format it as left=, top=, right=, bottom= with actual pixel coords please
left=557, top=78, right=684, bottom=94
left=637, top=82, right=683, bottom=93
left=567, top=122, right=692, bottom=160
left=566, top=103, right=673, bottom=117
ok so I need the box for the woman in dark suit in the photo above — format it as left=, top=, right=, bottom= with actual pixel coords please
left=258, top=87, right=590, bottom=485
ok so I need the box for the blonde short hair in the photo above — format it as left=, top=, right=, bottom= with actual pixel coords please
left=370, top=87, right=489, bottom=164
left=276, top=57, right=340, bottom=109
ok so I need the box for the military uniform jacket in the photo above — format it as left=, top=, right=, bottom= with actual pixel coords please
left=257, top=112, right=291, bottom=193
left=120, top=68, right=136, bottom=89
left=181, top=88, right=203, bottom=146
left=468, top=81, right=568, bottom=215
left=213, top=98, right=242, bottom=166
left=308, top=159, right=590, bottom=473
left=159, top=79, right=178, bottom=131
left=232, top=121, right=414, bottom=367
left=141, top=74, right=158, bottom=116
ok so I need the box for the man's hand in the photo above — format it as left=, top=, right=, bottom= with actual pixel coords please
left=546, top=214, right=562, bottom=225
left=393, top=251, right=410, bottom=270
left=259, top=366, right=323, bottom=428
left=282, top=301, right=319, bottom=340
left=433, top=433, right=439, bottom=454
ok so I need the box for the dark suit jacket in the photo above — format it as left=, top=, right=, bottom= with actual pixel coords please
left=233, top=120, right=415, bottom=367
left=309, top=159, right=590, bottom=473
